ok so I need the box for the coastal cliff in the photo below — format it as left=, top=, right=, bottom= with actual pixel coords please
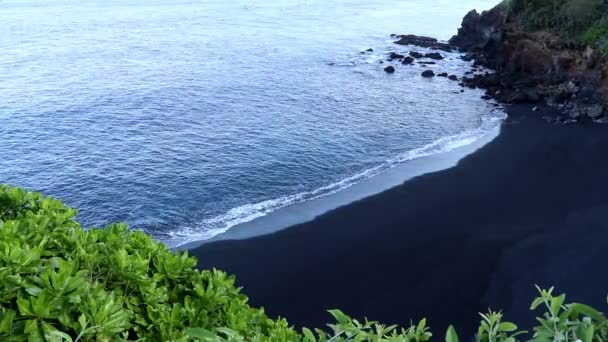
left=450, top=0, right=608, bottom=122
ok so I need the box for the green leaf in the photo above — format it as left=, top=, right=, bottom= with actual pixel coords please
left=328, top=309, right=351, bottom=325
left=302, top=328, right=317, bottom=342
left=0, top=309, right=15, bottom=334
left=187, top=328, right=219, bottom=341
left=45, top=328, right=73, bottom=342
left=25, top=287, right=42, bottom=296
left=445, top=325, right=459, bottom=342
left=577, top=324, right=594, bottom=342
left=497, top=322, right=518, bottom=332
left=215, top=327, right=239, bottom=338
left=531, top=296, right=545, bottom=310
left=570, top=303, right=606, bottom=321
left=24, top=319, right=43, bottom=342
left=550, top=294, right=565, bottom=315
left=416, top=318, right=427, bottom=334
left=17, top=297, right=33, bottom=316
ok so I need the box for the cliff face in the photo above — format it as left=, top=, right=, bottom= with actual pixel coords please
left=450, top=2, right=608, bottom=121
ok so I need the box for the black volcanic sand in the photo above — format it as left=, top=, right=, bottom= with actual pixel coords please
left=192, top=104, right=608, bottom=337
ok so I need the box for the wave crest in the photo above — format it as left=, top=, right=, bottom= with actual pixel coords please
left=166, top=111, right=505, bottom=247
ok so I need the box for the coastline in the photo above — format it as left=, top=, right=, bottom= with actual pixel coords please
left=179, top=117, right=501, bottom=249
left=192, top=103, right=608, bottom=337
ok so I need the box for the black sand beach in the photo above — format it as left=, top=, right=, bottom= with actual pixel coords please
left=193, top=104, right=608, bottom=337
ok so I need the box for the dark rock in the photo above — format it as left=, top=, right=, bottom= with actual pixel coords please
left=402, top=57, right=415, bottom=65
left=390, top=33, right=397, bottom=37
left=379, top=60, right=384, bottom=64
left=460, top=53, right=475, bottom=62
left=595, top=116, right=608, bottom=123
left=425, top=52, right=444, bottom=60
left=448, top=75, right=459, bottom=81
left=538, top=82, right=577, bottom=104
left=389, top=52, right=405, bottom=59
left=420, top=61, right=436, bottom=65
left=387, top=58, right=393, bottom=62
left=384, top=66, right=396, bottom=73
left=521, top=88, right=540, bottom=102
left=409, top=51, right=424, bottom=59
left=555, top=56, right=574, bottom=72
left=421, top=70, right=435, bottom=78
left=438, top=72, right=449, bottom=77
left=366, top=48, right=374, bottom=52
left=584, top=105, right=604, bottom=119
left=570, top=108, right=583, bottom=119
left=394, top=34, right=453, bottom=52
left=584, top=47, right=600, bottom=69
left=449, top=5, right=507, bottom=51
left=481, top=95, right=492, bottom=100
left=445, top=3, right=608, bottom=111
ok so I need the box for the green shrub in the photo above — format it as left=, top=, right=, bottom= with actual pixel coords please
left=2, top=184, right=608, bottom=341
left=0, top=185, right=298, bottom=341
left=582, top=25, right=608, bottom=47
left=505, top=0, right=608, bottom=39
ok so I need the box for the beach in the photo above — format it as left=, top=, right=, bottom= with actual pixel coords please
left=192, top=104, right=608, bottom=337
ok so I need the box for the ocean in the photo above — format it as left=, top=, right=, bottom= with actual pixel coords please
left=0, top=0, right=501, bottom=247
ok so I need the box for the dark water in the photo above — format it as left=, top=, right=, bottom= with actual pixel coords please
left=0, top=0, right=500, bottom=246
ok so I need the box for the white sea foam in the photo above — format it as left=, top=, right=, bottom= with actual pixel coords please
left=167, top=111, right=505, bottom=248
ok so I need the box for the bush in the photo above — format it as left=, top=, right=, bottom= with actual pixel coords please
left=2, top=184, right=608, bottom=341
left=505, top=0, right=608, bottom=41
left=0, top=185, right=298, bottom=341
left=582, top=26, right=608, bottom=45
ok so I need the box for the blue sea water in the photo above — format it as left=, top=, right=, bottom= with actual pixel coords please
left=0, top=0, right=501, bottom=247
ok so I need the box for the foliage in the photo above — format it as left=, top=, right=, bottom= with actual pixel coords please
left=0, top=185, right=298, bottom=341
left=582, top=26, right=608, bottom=46
left=505, top=0, right=608, bottom=48
left=2, top=185, right=608, bottom=341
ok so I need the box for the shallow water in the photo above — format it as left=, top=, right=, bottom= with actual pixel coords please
left=0, top=0, right=500, bottom=246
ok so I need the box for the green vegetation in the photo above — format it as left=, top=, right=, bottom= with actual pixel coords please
left=505, top=0, right=608, bottom=50
left=1, top=184, right=608, bottom=341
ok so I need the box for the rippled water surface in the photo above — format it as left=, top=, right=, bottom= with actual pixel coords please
left=1, top=0, right=500, bottom=246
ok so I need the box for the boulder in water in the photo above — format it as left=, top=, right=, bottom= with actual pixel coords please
left=402, top=57, right=415, bottom=65
left=394, top=34, right=453, bottom=51
left=425, top=52, right=444, bottom=60
left=409, top=51, right=423, bottom=59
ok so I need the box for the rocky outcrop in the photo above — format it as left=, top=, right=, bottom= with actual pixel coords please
left=449, top=3, right=608, bottom=121
left=394, top=35, right=453, bottom=52
left=384, top=66, right=396, bottom=73
left=448, top=5, right=507, bottom=52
